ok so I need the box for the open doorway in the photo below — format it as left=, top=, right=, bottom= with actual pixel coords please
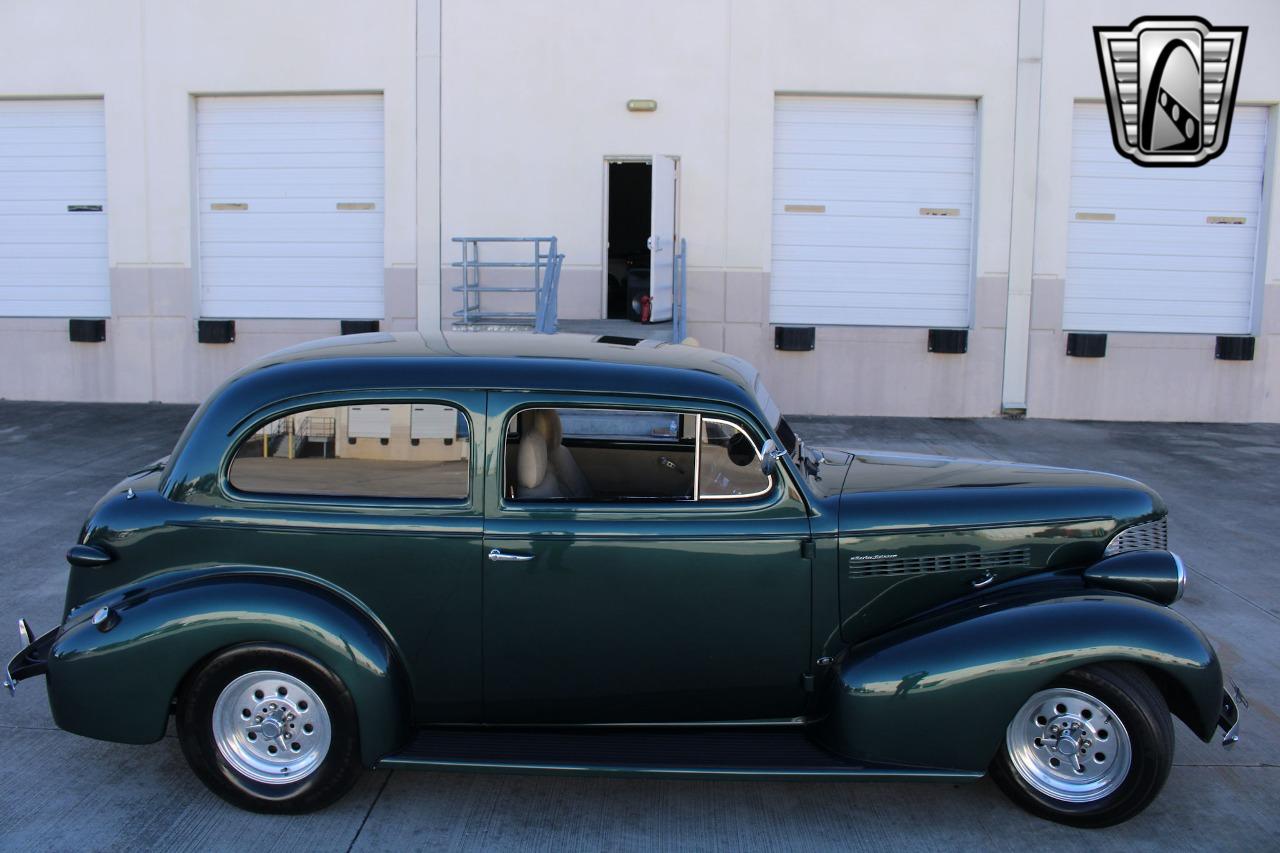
left=605, top=160, right=651, bottom=320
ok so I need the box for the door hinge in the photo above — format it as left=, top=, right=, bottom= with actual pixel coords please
left=802, top=673, right=816, bottom=692
left=800, top=540, right=815, bottom=559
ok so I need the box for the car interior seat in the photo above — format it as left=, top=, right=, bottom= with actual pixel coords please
left=516, top=409, right=592, bottom=499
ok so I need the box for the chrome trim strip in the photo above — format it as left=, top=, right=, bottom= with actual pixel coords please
left=1171, top=552, right=1187, bottom=602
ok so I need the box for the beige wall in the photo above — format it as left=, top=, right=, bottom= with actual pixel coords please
left=0, top=0, right=433, bottom=403
left=1020, top=0, right=1280, bottom=421
left=3, top=0, right=1279, bottom=420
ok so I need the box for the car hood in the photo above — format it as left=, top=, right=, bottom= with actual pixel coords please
left=822, top=449, right=1164, bottom=533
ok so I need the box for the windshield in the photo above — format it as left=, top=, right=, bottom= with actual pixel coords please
left=751, top=376, right=797, bottom=454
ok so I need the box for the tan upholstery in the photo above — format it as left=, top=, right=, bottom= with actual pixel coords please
left=515, top=410, right=591, bottom=499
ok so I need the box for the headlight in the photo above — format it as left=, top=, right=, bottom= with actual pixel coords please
left=1084, top=549, right=1186, bottom=605
left=1103, top=517, right=1168, bottom=556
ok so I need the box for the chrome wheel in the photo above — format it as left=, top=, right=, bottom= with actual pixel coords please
left=212, top=670, right=331, bottom=785
left=1006, top=687, right=1132, bottom=803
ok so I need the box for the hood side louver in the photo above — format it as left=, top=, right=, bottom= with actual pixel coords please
left=848, top=547, right=1031, bottom=579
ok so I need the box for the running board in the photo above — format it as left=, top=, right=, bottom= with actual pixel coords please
left=378, top=727, right=981, bottom=782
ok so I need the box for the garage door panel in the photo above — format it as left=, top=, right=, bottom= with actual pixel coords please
left=1070, top=159, right=1264, bottom=183
left=198, top=151, right=384, bottom=171
left=1065, top=225, right=1259, bottom=257
left=773, top=200, right=973, bottom=220
left=197, top=94, right=384, bottom=320
left=1064, top=102, right=1265, bottom=335
left=776, top=169, right=974, bottom=199
left=1066, top=284, right=1253, bottom=309
left=0, top=99, right=108, bottom=318
left=772, top=305, right=966, bottom=327
left=1070, top=182, right=1262, bottom=212
left=773, top=218, right=972, bottom=249
left=0, top=171, right=107, bottom=194
left=1062, top=312, right=1249, bottom=335
left=1066, top=252, right=1255, bottom=274
left=773, top=152, right=976, bottom=175
left=771, top=96, right=976, bottom=328
left=198, top=166, right=384, bottom=189
left=1067, top=207, right=1259, bottom=227
left=773, top=136, right=976, bottom=160
left=200, top=218, right=384, bottom=243
left=200, top=241, right=384, bottom=259
left=773, top=244, right=969, bottom=265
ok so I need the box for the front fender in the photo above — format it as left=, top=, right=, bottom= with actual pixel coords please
left=814, top=592, right=1222, bottom=772
left=46, top=572, right=407, bottom=766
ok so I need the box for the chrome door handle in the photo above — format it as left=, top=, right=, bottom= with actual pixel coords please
left=488, top=548, right=534, bottom=562
left=971, top=571, right=997, bottom=589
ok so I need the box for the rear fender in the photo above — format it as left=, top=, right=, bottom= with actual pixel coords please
left=47, top=571, right=407, bottom=766
left=814, top=592, right=1222, bottom=772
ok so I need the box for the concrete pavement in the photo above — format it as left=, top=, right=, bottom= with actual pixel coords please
left=0, top=402, right=1275, bottom=851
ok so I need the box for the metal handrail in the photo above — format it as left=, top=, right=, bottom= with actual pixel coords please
left=450, top=236, right=561, bottom=331
left=672, top=238, right=688, bottom=344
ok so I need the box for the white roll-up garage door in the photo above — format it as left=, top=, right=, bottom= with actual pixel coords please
left=0, top=99, right=108, bottom=317
left=197, top=94, right=384, bottom=319
left=1065, top=102, right=1267, bottom=334
left=771, top=96, right=977, bottom=328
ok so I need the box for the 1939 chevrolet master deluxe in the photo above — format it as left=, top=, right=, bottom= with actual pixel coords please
left=5, top=332, right=1244, bottom=826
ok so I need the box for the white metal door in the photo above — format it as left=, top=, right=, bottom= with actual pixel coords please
left=197, top=94, right=384, bottom=319
left=346, top=405, right=393, bottom=439
left=411, top=404, right=457, bottom=439
left=771, top=96, right=977, bottom=327
left=1064, top=102, right=1267, bottom=334
left=0, top=99, right=108, bottom=317
left=647, top=155, right=678, bottom=323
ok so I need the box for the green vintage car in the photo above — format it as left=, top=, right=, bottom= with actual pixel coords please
left=5, top=332, right=1243, bottom=826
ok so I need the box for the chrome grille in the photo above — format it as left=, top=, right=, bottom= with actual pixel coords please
left=1104, top=518, right=1168, bottom=555
left=848, top=547, right=1030, bottom=579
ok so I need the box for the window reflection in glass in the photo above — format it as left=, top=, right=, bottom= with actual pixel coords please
left=229, top=403, right=469, bottom=500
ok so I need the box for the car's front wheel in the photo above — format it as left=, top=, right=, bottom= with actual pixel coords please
left=177, top=645, right=363, bottom=813
left=991, top=663, right=1173, bottom=827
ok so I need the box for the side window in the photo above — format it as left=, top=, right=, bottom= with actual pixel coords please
left=699, top=418, right=772, bottom=499
left=504, top=407, right=773, bottom=503
left=506, top=407, right=695, bottom=501
left=228, top=402, right=470, bottom=500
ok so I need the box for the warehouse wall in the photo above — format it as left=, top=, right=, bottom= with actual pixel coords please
left=2, top=0, right=1278, bottom=420
left=440, top=0, right=1019, bottom=416
left=1024, top=0, right=1280, bottom=421
left=0, top=0, right=430, bottom=403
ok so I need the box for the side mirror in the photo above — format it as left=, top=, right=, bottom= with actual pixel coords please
left=760, top=438, right=787, bottom=476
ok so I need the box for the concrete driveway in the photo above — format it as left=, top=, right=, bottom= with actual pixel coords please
left=0, top=402, right=1275, bottom=851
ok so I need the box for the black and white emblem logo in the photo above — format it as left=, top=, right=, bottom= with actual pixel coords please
left=1093, top=16, right=1247, bottom=167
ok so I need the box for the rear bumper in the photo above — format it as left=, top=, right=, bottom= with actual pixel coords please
left=1218, top=678, right=1246, bottom=747
left=3, top=620, right=57, bottom=696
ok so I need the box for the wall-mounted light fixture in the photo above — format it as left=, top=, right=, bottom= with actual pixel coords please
left=626, top=99, right=658, bottom=112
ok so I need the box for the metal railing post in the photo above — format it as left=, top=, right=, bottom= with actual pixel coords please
left=673, top=238, right=688, bottom=344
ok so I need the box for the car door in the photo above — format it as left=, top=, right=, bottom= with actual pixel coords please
left=218, top=391, right=486, bottom=723
left=481, top=392, right=813, bottom=724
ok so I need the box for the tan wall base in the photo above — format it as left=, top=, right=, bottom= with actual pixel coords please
left=1026, top=279, right=1280, bottom=423
left=0, top=266, right=417, bottom=404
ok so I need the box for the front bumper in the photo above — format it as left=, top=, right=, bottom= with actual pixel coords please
left=1218, top=678, right=1246, bottom=747
left=3, top=619, right=57, bottom=696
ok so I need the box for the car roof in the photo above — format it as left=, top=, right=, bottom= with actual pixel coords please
left=162, top=332, right=772, bottom=499
left=234, top=331, right=766, bottom=405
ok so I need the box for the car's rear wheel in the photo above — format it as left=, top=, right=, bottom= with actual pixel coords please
left=177, top=645, right=363, bottom=813
left=991, top=663, right=1173, bottom=827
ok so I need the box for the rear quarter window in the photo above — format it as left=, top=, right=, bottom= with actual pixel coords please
left=228, top=402, right=470, bottom=500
